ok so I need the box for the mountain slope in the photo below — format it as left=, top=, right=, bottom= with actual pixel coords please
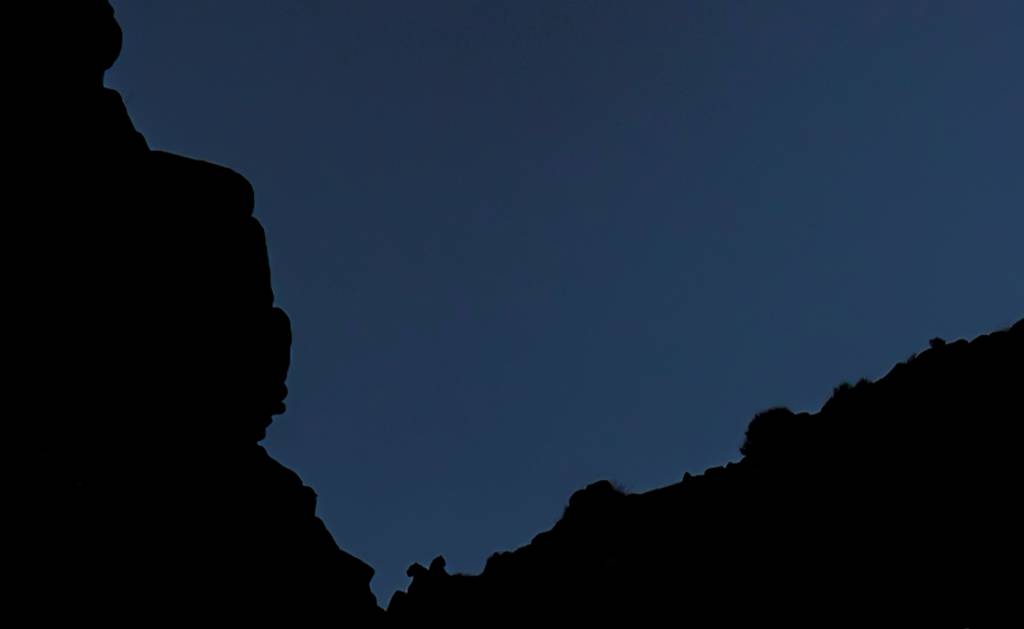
left=390, top=320, right=1021, bottom=625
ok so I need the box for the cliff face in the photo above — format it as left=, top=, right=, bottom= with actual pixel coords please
left=389, top=320, right=1022, bottom=625
left=17, top=2, right=379, bottom=622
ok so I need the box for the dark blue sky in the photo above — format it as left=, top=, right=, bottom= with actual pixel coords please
left=107, top=1, right=1022, bottom=601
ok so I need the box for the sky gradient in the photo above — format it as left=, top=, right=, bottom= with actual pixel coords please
left=107, top=0, right=1022, bottom=601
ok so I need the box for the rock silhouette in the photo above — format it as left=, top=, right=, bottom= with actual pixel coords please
left=18, top=2, right=379, bottom=622
left=24, top=3, right=1021, bottom=625
left=389, top=319, right=1021, bottom=625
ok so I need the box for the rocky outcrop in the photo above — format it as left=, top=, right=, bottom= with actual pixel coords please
left=389, top=320, right=1022, bottom=625
left=17, top=2, right=379, bottom=622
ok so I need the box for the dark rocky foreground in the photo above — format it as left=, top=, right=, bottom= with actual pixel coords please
left=18, top=2, right=1020, bottom=625
left=390, top=320, right=1021, bottom=625
left=15, top=1, right=379, bottom=623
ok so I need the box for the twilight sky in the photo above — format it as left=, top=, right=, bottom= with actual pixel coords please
left=106, top=0, right=1022, bottom=602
